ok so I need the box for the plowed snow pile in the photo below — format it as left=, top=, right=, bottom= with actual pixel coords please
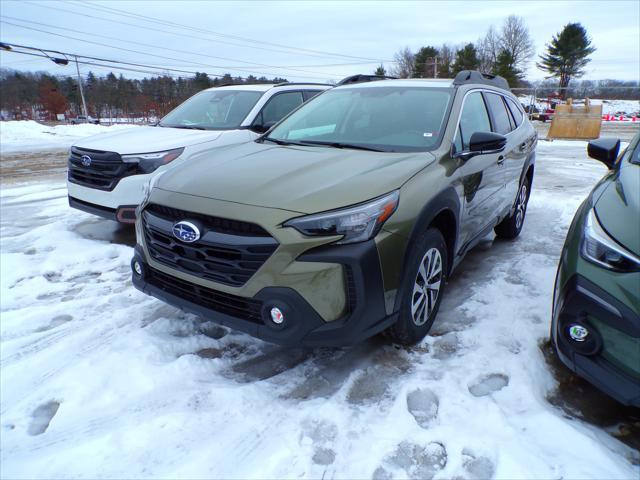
left=0, top=120, right=138, bottom=153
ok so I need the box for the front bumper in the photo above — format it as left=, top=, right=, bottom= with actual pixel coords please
left=552, top=274, right=640, bottom=407
left=69, top=196, right=137, bottom=223
left=131, top=240, right=397, bottom=347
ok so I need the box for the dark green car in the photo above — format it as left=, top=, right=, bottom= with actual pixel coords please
left=552, top=133, right=640, bottom=406
left=132, top=71, right=537, bottom=347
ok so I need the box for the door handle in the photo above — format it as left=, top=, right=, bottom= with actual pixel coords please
left=497, top=155, right=505, bottom=165
left=519, top=142, right=527, bottom=152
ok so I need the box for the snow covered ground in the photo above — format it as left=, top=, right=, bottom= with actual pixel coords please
left=1, top=141, right=639, bottom=479
left=0, top=121, right=138, bottom=153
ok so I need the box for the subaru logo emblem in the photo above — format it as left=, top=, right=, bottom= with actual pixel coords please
left=81, top=154, right=92, bottom=167
left=172, top=221, right=200, bottom=243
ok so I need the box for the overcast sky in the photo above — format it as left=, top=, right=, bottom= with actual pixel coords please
left=1, top=0, right=638, bottom=83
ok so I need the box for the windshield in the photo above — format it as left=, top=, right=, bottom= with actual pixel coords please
left=266, top=86, right=452, bottom=152
left=160, top=90, right=263, bottom=130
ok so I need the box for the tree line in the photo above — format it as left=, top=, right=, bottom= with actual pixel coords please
left=381, top=17, right=637, bottom=101
left=0, top=69, right=289, bottom=121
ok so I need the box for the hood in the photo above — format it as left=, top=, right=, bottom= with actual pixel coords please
left=156, top=141, right=434, bottom=213
left=73, top=126, right=224, bottom=154
left=594, top=163, right=640, bottom=256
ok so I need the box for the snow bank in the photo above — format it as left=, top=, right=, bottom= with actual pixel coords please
left=0, top=121, right=138, bottom=153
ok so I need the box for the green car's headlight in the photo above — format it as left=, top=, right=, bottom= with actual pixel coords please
left=122, top=147, right=184, bottom=174
left=581, top=208, right=640, bottom=272
left=284, top=191, right=399, bottom=245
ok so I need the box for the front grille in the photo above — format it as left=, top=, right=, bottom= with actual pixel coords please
left=146, top=266, right=263, bottom=323
left=68, top=147, right=136, bottom=191
left=142, top=204, right=279, bottom=287
left=146, top=203, right=271, bottom=237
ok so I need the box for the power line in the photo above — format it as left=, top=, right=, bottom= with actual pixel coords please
left=0, top=20, right=335, bottom=81
left=0, top=15, right=345, bottom=78
left=69, top=0, right=388, bottom=63
left=23, top=0, right=389, bottom=64
left=1, top=46, right=256, bottom=80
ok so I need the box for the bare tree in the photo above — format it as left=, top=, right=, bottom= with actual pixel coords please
left=477, top=25, right=501, bottom=73
left=390, top=47, right=415, bottom=78
left=500, top=15, right=535, bottom=71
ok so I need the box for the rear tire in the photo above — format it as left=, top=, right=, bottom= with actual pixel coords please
left=384, top=228, right=448, bottom=345
left=494, top=178, right=530, bottom=240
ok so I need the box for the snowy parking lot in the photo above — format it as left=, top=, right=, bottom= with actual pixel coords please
left=1, top=133, right=639, bottom=479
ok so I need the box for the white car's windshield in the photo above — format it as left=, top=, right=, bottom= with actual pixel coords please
left=160, top=90, right=263, bottom=130
left=266, top=86, right=453, bottom=152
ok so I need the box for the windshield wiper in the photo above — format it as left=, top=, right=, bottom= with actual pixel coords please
left=161, top=124, right=207, bottom=130
left=262, top=137, right=310, bottom=147
left=295, top=140, right=386, bottom=152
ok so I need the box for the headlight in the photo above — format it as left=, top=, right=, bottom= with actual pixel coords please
left=581, top=208, right=640, bottom=272
left=122, top=147, right=184, bottom=174
left=284, top=191, right=399, bottom=245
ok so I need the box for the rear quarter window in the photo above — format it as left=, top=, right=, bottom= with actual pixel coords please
left=484, top=92, right=512, bottom=135
left=505, top=97, right=523, bottom=128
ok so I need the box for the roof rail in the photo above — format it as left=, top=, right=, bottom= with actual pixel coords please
left=336, top=74, right=398, bottom=86
left=273, top=82, right=334, bottom=87
left=453, top=70, right=509, bottom=90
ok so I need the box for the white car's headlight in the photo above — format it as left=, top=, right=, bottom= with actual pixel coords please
left=122, top=147, right=184, bottom=174
left=284, top=191, right=399, bottom=245
left=581, top=207, right=640, bottom=272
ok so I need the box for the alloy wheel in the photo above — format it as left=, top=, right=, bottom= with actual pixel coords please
left=411, top=247, right=443, bottom=326
left=515, top=183, right=528, bottom=229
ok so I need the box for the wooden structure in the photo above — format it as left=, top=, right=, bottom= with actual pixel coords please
left=547, top=98, right=603, bottom=140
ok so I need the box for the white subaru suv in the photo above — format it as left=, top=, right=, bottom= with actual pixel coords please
left=67, top=82, right=330, bottom=223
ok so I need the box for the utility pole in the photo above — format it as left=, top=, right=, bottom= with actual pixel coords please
left=434, top=56, right=438, bottom=78
left=74, top=55, right=89, bottom=119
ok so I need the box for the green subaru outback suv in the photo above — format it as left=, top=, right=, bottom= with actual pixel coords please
left=131, top=71, right=537, bottom=346
left=552, top=133, right=640, bottom=406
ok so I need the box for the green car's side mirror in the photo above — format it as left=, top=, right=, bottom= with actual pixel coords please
left=587, top=138, right=620, bottom=170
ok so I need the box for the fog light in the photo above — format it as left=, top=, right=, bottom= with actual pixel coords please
left=133, top=260, right=143, bottom=276
left=270, top=307, right=284, bottom=325
left=568, top=324, right=589, bottom=342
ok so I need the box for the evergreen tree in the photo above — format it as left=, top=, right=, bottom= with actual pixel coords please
left=537, top=23, right=596, bottom=94
left=492, top=49, right=523, bottom=87
left=452, top=43, right=479, bottom=74
left=374, top=64, right=387, bottom=76
left=413, top=46, right=439, bottom=78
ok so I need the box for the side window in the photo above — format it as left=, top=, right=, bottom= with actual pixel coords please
left=303, top=90, right=323, bottom=101
left=505, top=97, right=523, bottom=128
left=484, top=93, right=512, bottom=135
left=255, top=91, right=304, bottom=126
left=458, top=92, right=492, bottom=150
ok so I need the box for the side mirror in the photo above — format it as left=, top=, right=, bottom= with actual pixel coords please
left=588, top=138, right=620, bottom=169
left=469, top=131, right=507, bottom=153
left=453, top=131, right=507, bottom=160
left=252, top=120, right=277, bottom=134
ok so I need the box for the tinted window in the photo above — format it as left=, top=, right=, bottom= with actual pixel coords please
left=303, top=90, right=323, bottom=101
left=256, top=91, right=304, bottom=126
left=160, top=90, right=263, bottom=129
left=484, top=93, right=512, bottom=135
left=458, top=92, right=491, bottom=150
left=268, top=87, right=453, bottom=152
left=505, top=97, right=523, bottom=127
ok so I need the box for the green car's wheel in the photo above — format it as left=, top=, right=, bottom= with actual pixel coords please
left=385, top=228, right=447, bottom=345
left=495, top=178, right=531, bottom=240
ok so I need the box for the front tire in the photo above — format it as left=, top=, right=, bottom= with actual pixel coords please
left=494, top=178, right=530, bottom=240
left=385, top=228, right=447, bottom=345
